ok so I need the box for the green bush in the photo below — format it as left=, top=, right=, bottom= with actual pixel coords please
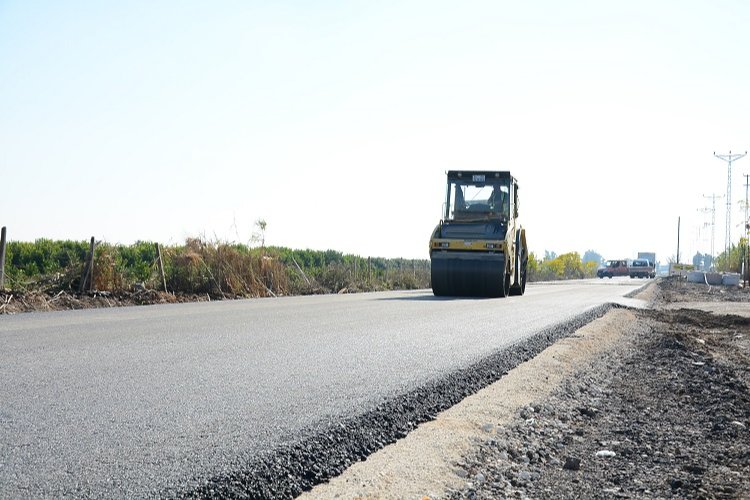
left=714, top=238, right=749, bottom=273
left=527, top=251, right=592, bottom=281
left=5, top=239, right=88, bottom=288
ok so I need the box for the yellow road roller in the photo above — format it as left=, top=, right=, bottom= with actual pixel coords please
left=429, top=171, right=528, bottom=297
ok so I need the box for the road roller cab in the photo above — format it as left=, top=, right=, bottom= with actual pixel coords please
left=429, top=171, right=528, bottom=297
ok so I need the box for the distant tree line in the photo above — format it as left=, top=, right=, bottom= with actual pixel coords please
left=527, top=250, right=600, bottom=281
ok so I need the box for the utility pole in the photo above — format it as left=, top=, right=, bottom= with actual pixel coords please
left=744, top=174, right=750, bottom=285
left=744, top=174, right=749, bottom=239
left=0, top=226, right=6, bottom=290
left=676, top=217, right=680, bottom=264
left=714, top=151, right=747, bottom=257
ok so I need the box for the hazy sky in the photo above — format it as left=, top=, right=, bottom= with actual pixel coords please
left=2, top=1, right=749, bottom=262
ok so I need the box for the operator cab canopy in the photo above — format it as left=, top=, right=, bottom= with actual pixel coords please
left=444, top=171, right=516, bottom=222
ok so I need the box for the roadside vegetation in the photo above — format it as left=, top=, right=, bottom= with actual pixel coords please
left=8, top=239, right=713, bottom=303
left=694, top=237, right=749, bottom=273
left=2, top=238, right=430, bottom=298
left=528, top=251, right=600, bottom=281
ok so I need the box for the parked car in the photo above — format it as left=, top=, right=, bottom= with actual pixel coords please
left=597, top=259, right=630, bottom=278
left=629, top=258, right=655, bottom=278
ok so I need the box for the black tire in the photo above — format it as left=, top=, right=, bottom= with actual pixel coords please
left=509, top=236, right=527, bottom=296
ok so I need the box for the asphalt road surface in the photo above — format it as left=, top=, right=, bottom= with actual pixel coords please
left=0, top=279, right=643, bottom=498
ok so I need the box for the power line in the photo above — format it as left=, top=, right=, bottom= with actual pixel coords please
left=714, top=150, right=747, bottom=256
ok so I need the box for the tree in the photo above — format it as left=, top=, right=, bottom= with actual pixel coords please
left=535, top=251, right=586, bottom=280
left=582, top=250, right=603, bottom=265
left=556, top=252, right=585, bottom=279
left=583, top=261, right=599, bottom=277
left=252, top=219, right=267, bottom=248
left=527, top=251, right=540, bottom=281
left=714, top=238, right=747, bottom=273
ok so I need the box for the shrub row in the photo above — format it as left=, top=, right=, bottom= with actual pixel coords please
left=3, top=239, right=431, bottom=297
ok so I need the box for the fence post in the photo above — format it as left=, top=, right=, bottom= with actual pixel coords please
left=0, top=226, right=6, bottom=290
left=155, top=243, right=168, bottom=292
left=79, top=237, right=96, bottom=293
left=89, top=237, right=95, bottom=291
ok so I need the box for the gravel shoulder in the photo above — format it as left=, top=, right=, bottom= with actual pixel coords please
left=300, top=279, right=750, bottom=499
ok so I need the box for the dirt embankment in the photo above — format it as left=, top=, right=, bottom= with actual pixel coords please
left=0, top=289, right=219, bottom=314
left=449, top=279, right=750, bottom=499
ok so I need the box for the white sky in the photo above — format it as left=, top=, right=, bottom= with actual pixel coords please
left=1, top=1, right=749, bottom=263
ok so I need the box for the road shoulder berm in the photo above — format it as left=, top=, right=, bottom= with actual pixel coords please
left=299, top=281, right=750, bottom=499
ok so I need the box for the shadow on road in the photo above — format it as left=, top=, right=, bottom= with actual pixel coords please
left=375, top=293, right=493, bottom=302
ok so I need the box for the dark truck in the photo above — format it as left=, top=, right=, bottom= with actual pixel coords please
left=597, top=259, right=629, bottom=278
left=629, top=258, right=656, bottom=278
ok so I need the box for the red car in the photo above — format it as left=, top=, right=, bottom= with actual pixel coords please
left=597, top=259, right=629, bottom=278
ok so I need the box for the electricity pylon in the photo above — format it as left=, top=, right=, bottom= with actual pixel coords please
left=714, top=151, right=747, bottom=256
left=699, top=193, right=723, bottom=264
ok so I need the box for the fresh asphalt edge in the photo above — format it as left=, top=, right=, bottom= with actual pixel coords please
left=624, top=280, right=653, bottom=299
left=176, top=303, right=615, bottom=500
